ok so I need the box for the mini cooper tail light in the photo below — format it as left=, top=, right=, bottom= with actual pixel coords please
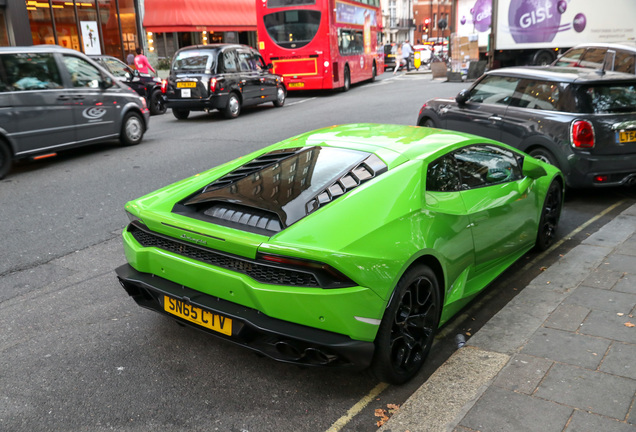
left=160, top=79, right=167, bottom=94
left=210, top=77, right=218, bottom=93
left=594, top=175, right=608, bottom=183
left=571, top=120, right=595, bottom=148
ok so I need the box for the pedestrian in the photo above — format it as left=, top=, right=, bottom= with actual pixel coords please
left=392, top=43, right=402, bottom=75
left=134, top=47, right=156, bottom=76
left=401, top=39, right=414, bottom=72
left=126, top=52, right=135, bottom=67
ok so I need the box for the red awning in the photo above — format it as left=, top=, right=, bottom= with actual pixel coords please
left=143, top=0, right=257, bottom=33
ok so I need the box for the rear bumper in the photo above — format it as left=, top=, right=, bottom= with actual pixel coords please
left=569, top=151, right=636, bottom=187
left=115, top=263, right=375, bottom=369
left=164, top=93, right=227, bottom=111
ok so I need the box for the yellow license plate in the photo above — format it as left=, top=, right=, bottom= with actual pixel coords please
left=177, top=82, right=197, bottom=88
left=288, top=82, right=304, bottom=88
left=619, top=130, right=636, bottom=143
left=164, top=296, right=232, bottom=336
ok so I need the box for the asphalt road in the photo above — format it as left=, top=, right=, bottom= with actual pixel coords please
left=1, top=72, right=635, bottom=432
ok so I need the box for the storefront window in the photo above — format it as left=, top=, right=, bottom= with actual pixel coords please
left=27, top=1, right=56, bottom=45
left=99, top=0, right=122, bottom=58
left=52, top=1, right=81, bottom=50
left=118, top=0, right=138, bottom=62
left=0, top=10, right=10, bottom=46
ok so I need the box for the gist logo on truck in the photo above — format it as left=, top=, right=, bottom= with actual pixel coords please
left=508, top=0, right=585, bottom=43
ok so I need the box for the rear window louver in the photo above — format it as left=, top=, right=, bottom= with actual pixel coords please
left=305, top=154, right=386, bottom=214
left=203, top=202, right=282, bottom=233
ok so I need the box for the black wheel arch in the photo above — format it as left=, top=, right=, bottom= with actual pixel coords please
left=519, top=137, right=569, bottom=174
left=121, top=105, right=148, bottom=131
left=390, top=254, right=446, bottom=312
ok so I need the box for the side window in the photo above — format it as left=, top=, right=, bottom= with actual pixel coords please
left=62, top=55, right=102, bottom=88
left=427, top=155, right=461, bottom=192
left=1, top=53, right=63, bottom=91
left=514, top=79, right=561, bottom=111
left=579, top=48, right=606, bottom=69
left=454, top=145, right=522, bottom=189
left=614, top=51, right=635, bottom=74
left=223, top=50, right=239, bottom=73
left=338, top=29, right=364, bottom=55
left=468, top=75, right=519, bottom=106
left=554, top=48, right=585, bottom=67
left=254, top=54, right=267, bottom=71
left=102, top=57, right=130, bottom=78
left=237, top=50, right=253, bottom=72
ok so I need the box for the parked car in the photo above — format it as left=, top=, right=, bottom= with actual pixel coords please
left=383, top=43, right=397, bottom=71
left=162, top=44, right=286, bottom=120
left=0, top=45, right=149, bottom=179
left=417, top=66, right=636, bottom=188
left=91, top=54, right=166, bottom=115
left=553, top=43, right=636, bottom=74
left=116, top=123, right=563, bottom=384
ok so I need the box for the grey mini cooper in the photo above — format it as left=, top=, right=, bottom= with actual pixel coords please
left=417, top=66, right=636, bottom=188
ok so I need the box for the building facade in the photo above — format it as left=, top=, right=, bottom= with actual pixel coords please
left=413, top=0, right=452, bottom=46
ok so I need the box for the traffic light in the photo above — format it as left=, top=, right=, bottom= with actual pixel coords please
left=424, top=18, right=430, bottom=32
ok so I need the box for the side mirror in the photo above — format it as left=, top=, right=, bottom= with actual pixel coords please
left=522, top=156, right=547, bottom=179
left=266, top=63, right=273, bottom=69
left=99, top=75, right=114, bottom=90
left=456, top=89, right=470, bottom=105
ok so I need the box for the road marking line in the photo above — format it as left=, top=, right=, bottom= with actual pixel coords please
left=286, top=97, right=317, bottom=106
left=326, top=199, right=626, bottom=431
left=325, top=382, right=389, bottom=432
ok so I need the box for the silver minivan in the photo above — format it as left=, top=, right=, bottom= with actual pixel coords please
left=0, top=45, right=150, bottom=179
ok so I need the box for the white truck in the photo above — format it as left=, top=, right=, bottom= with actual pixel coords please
left=455, top=0, right=636, bottom=68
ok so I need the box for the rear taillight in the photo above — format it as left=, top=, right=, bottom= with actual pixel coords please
left=160, top=79, right=167, bottom=94
left=257, top=253, right=355, bottom=288
left=210, top=77, right=217, bottom=93
left=571, top=120, right=595, bottom=148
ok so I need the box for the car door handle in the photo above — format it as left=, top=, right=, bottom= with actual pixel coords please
left=57, top=95, right=70, bottom=101
left=488, top=115, right=502, bottom=121
left=72, top=96, right=84, bottom=100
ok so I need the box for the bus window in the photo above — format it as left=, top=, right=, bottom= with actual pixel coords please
left=338, top=29, right=364, bottom=55
left=267, top=0, right=316, bottom=6
left=263, top=10, right=321, bottom=49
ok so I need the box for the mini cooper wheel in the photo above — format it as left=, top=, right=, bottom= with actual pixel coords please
left=420, top=118, right=437, bottom=128
left=529, top=147, right=557, bottom=168
left=535, top=179, right=562, bottom=251
left=0, top=140, right=11, bottom=180
left=120, top=112, right=144, bottom=146
left=371, top=264, right=440, bottom=384
left=274, top=85, right=286, bottom=107
left=172, top=109, right=190, bottom=120
left=149, top=89, right=166, bottom=115
left=223, top=93, right=241, bottom=119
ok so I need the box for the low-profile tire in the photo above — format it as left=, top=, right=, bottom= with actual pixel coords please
left=172, top=109, right=190, bottom=120
left=371, top=264, right=441, bottom=384
left=120, top=111, right=144, bottom=146
left=0, top=140, right=12, bottom=180
left=528, top=147, right=558, bottom=168
left=273, top=85, right=286, bottom=107
left=223, top=93, right=241, bottom=119
left=535, top=179, right=563, bottom=251
left=419, top=117, right=437, bottom=128
left=341, top=66, right=351, bottom=92
left=149, top=89, right=166, bottom=115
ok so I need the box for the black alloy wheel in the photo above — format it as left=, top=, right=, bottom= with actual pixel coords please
left=535, top=179, right=563, bottom=251
left=120, top=112, right=144, bottom=146
left=0, top=140, right=11, bottom=180
left=149, top=89, right=166, bottom=115
left=172, top=109, right=190, bottom=120
left=371, top=264, right=440, bottom=384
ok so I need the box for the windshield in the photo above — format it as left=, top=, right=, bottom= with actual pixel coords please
left=172, top=50, right=216, bottom=73
left=264, top=10, right=321, bottom=49
left=580, top=83, right=636, bottom=113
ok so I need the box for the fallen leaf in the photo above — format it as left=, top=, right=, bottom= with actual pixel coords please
left=625, top=322, right=635, bottom=328
left=466, top=332, right=472, bottom=336
left=387, top=403, right=400, bottom=410
left=374, top=409, right=386, bottom=417
left=617, top=313, right=625, bottom=317
left=540, top=266, right=547, bottom=271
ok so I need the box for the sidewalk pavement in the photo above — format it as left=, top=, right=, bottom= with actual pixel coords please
left=380, top=203, right=636, bottom=432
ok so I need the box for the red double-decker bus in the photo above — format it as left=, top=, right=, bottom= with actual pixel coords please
left=256, top=0, right=383, bottom=91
